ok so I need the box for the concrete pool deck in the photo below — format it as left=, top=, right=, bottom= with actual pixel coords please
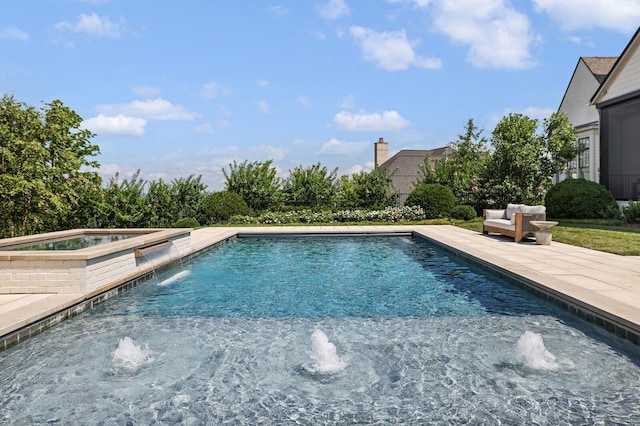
left=1, top=225, right=640, bottom=349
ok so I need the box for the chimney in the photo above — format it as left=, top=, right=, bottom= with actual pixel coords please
left=374, top=137, right=388, bottom=168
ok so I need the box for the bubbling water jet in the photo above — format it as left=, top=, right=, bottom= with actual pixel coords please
left=304, top=329, right=347, bottom=375
left=515, top=331, right=560, bottom=371
left=112, top=336, right=153, bottom=370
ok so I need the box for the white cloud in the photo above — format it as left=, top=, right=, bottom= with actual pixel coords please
left=258, top=79, right=270, bottom=88
left=0, top=26, right=29, bottom=41
left=533, top=0, right=640, bottom=33
left=387, top=0, right=431, bottom=8
left=317, top=0, right=351, bottom=20
left=95, top=163, right=126, bottom=181
left=297, top=95, right=311, bottom=106
left=132, top=85, right=161, bottom=97
left=344, top=163, right=374, bottom=175
left=253, top=100, right=270, bottom=113
left=339, top=94, right=356, bottom=109
left=96, top=98, right=199, bottom=120
left=55, top=13, right=124, bottom=38
left=350, top=26, right=442, bottom=71
left=317, top=138, right=370, bottom=155
left=431, top=0, right=535, bottom=70
left=201, top=81, right=232, bottom=99
left=218, top=119, right=231, bottom=128
left=82, top=114, right=147, bottom=136
left=195, top=123, right=214, bottom=134
left=312, top=31, right=327, bottom=40
left=334, top=110, right=410, bottom=131
left=518, top=106, right=555, bottom=121
left=268, top=6, right=289, bottom=17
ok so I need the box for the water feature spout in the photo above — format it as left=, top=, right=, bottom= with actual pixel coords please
left=514, top=331, right=560, bottom=371
left=304, top=329, right=347, bottom=375
left=112, top=336, right=153, bottom=371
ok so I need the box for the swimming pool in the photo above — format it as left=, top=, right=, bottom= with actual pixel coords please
left=1, top=236, right=639, bottom=424
left=3, top=234, right=137, bottom=251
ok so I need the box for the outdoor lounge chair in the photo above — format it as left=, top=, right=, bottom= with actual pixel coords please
left=482, top=204, right=546, bottom=243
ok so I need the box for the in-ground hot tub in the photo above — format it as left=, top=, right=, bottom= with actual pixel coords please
left=0, top=229, right=191, bottom=295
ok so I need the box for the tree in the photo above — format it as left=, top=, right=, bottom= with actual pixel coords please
left=145, top=178, right=175, bottom=228
left=0, top=95, right=99, bottom=236
left=418, top=118, right=488, bottom=207
left=223, top=160, right=282, bottom=210
left=348, top=167, right=397, bottom=208
left=481, top=112, right=577, bottom=206
left=99, top=171, right=149, bottom=228
left=282, top=163, right=338, bottom=207
left=169, top=175, right=207, bottom=221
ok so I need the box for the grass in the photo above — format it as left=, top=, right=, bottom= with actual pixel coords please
left=455, top=218, right=640, bottom=256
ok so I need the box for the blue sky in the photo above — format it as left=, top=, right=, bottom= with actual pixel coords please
left=2, top=1, right=639, bottom=191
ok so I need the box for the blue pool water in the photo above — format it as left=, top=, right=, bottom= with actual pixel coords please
left=122, top=236, right=543, bottom=318
left=7, top=233, right=136, bottom=251
left=1, top=236, right=639, bottom=425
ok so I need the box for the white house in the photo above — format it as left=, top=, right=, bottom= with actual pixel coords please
left=558, top=56, right=617, bottom=183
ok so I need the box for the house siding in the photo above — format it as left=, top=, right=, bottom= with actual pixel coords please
left=558, top=59, right=606, bottom=183
left=560, top=60, right=601, bottom=125
left=600, top=50, right=640, bottom=103
left=595, top=29, right=640, bottom=200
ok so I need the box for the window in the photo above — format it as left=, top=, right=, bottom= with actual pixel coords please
left=578, top=137, right=589, bottom=171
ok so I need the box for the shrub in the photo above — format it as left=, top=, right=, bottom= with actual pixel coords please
left=451, top=205, right=477, bottom=220
left=197, top=191, right=252, bottom=224
left=405, top=183, right=457, bottom=219
left=622, top=200, right=640, bottom=224
left=173, top=217, right=199, bottom=228
left=227, top=206, right=426, bottom=225
left=544, top=178, right=619, bottom=219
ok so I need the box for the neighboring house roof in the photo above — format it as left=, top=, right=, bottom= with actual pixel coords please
left=582, top=57, right=618, bottom=83
left=558, top=56, right=617, bottom=123
left=591, top=26, right=640, bottom=106
left=378, top=147, right=452, bottom=196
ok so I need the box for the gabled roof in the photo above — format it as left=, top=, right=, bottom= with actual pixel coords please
left=582, top=56, right=618, bottom=83
left=380, top=147, right=452, bottom=172
left=591, top=26, right=640, bottom=105
left=558, top=56, right=617, bottom=111
left=378, top=147, right=452, bottom=194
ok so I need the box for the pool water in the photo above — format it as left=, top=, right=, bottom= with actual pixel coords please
left=1, top=236, right=639, bottom=424
left=7, top=234, right=136, bottom=251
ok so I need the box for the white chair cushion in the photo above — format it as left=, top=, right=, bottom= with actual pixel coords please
left=506, top=203, right=523, bottom=224
left=522, top=205, right=546, bottom=214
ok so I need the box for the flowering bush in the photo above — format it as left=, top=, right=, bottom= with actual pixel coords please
left=228, top=206, right=426, bottom=225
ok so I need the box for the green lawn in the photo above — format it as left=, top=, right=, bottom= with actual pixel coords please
left=454, top=218, right=640, bottom=256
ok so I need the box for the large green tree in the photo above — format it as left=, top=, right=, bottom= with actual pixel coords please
left=223, top=159, right=282, bottom=210
left=418, top=118, right=488, bottom=206
left=0, top=95, right=99, bottom=236
left=168, top=175, right=207, bottom=221
left=340, top=167, right=397, bottom=208
left=481, top=112, right=577, bottom=206
left=282, top=163, right=338, bottom=207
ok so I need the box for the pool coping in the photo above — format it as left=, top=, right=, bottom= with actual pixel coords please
left=1, top=225, right=640, bottom=350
